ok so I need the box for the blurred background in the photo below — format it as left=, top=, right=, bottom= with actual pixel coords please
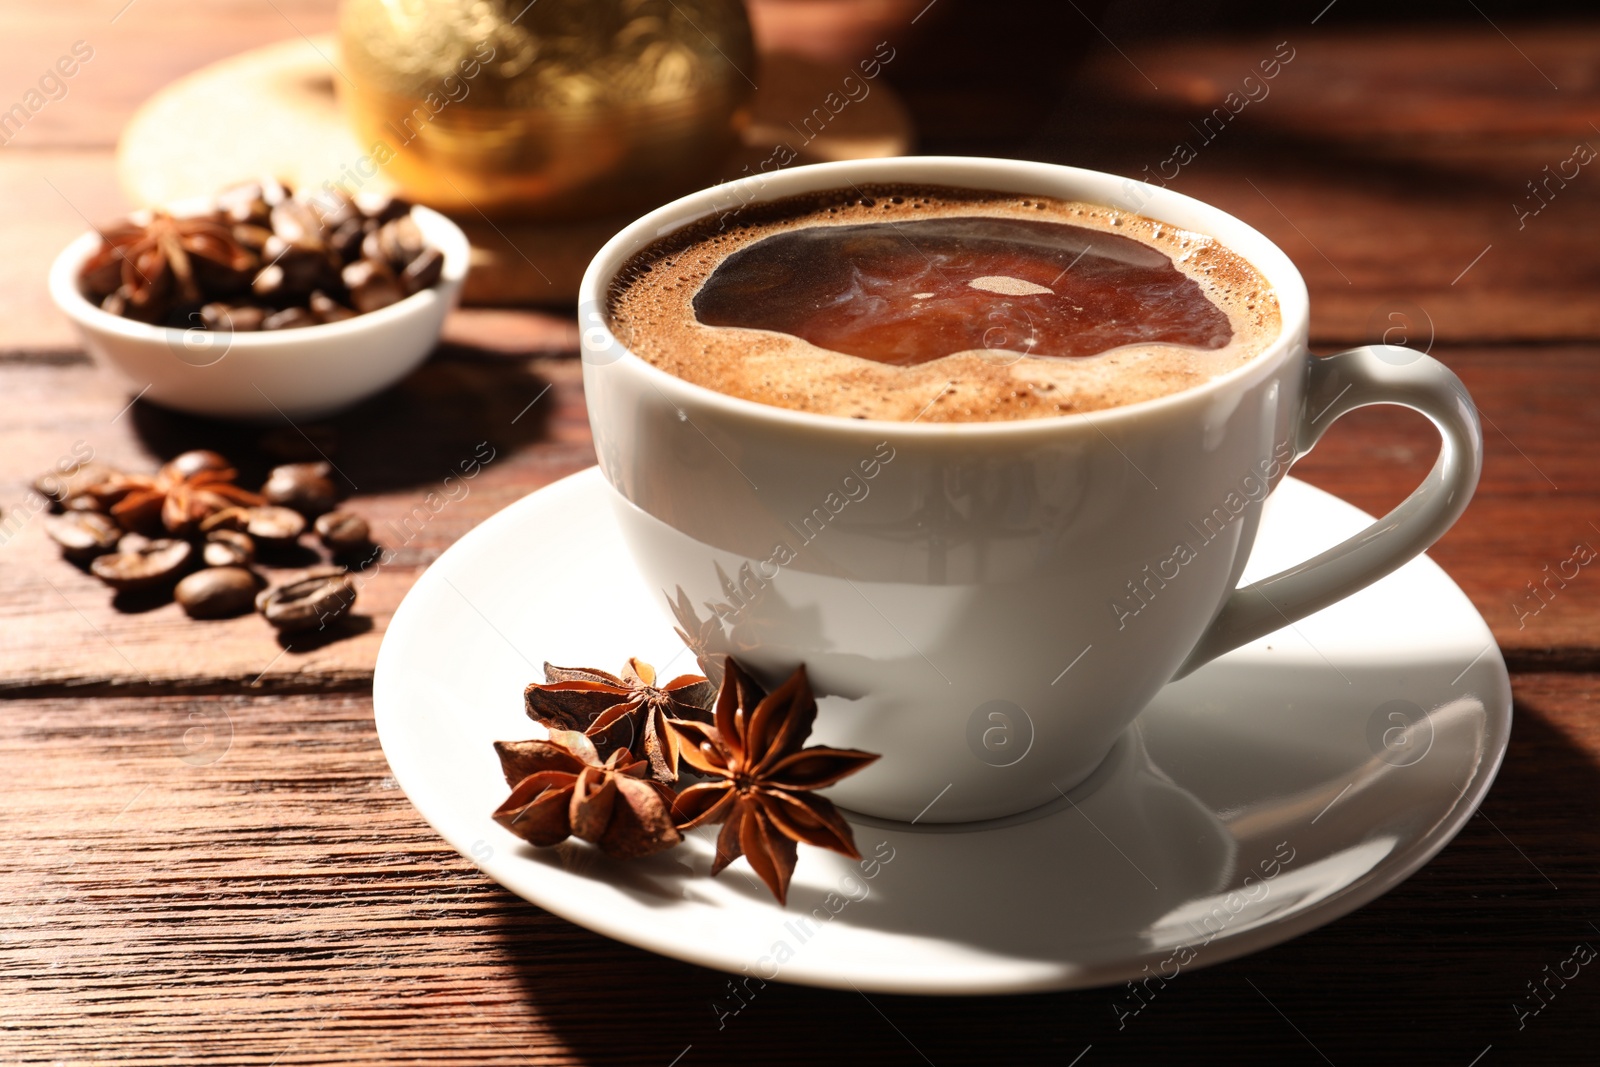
left=5, top=0, right=1596, bottom=350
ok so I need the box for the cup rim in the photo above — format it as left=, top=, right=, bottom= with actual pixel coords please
left=48, top=203, right=470, bottom=347
left=579, top=156, right=1312, bottom=436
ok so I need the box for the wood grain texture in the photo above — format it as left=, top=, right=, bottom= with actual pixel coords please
left=1035, top=25, right=1600, bottom=345
left=0, top=350, right=594, bottom=692
left=2, top=677, right=1596, bottom=1065
left=4, top=5, right=1600, bottom=1064
left=3, top=343, right=1593, bottom=689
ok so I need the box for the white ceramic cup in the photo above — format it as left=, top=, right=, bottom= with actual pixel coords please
left=578, top=157, right=1482, bottom=823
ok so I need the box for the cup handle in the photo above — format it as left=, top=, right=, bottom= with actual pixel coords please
left=1173, top=344, right=1483, bottom=679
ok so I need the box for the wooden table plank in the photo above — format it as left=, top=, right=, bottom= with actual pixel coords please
left=2, top=343, right=1592, bottom=690
left=0, top=351, right=594, bottom=692
left=2, top=674, right=1595, bottom=1064
left=3, top=5, right=1599, bottom=1062
left=3, top=21, right=1599, bottom=348
left=1042, top=24, right=1600, bottom=345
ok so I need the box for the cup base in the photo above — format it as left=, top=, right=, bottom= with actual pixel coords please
left=834, top=729, right=1130, bottom=833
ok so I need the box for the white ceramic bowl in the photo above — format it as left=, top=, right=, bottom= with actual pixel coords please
left=48, top=205, right=469, bottom=420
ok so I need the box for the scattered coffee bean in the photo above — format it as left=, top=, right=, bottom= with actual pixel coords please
left=261, top=462, right=338, bottom=517
left=257, top=566, right=356, bottom=632
left=45, top=511, right=121, bottom=562
left=90, top=538, right=192, bottom=592
left=117, top=532, right=152, bottom=553
left=198, top=507, right=249, bottom=534
left=203, top=528, right=256, bottom=567
left=245, top=505, right=307, bottom=546
left=32, top=462, right=121, bottom=507
left=314, top=510, right=370, bottom=554
left=176, top=566, right=260, bottom=619
left=164, top=450, right=233, bottom=482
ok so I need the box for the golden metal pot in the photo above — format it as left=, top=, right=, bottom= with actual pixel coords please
left=339, top=0, right=755, bottom=220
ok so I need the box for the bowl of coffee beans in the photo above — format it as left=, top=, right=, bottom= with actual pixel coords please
left=48, top=179, right=469, bottom=420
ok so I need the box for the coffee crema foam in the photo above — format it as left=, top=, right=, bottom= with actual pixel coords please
left=606, top=185, right=1282, bottom=423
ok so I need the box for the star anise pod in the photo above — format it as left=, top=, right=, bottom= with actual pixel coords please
left=524, top=658, right=716, bottom=783
left=109, top=450, right=265, bottom=535
left=666, top=587, right=728, bottom=688
left=671, top=661, right=879, bottom=904
left=492, top=729, right=682, bottom=858
left=81, top=211, right=257, bottom=322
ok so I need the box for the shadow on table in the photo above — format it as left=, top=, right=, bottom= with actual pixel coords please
left=124, top=354, right=563, bottom=496
left=485, top=694, right=1600, bottom=1065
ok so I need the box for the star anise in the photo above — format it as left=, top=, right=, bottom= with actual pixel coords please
left=671, top=661, right=879, bottom=904
left=82, top=211, right=257, bottom=322
left=109, top=450, right=265, bottom=535
left=666, top=586, right=728, bottom=688
left=492, top=729, right=682, bottom=858
left=524, top=659, right=716, bottom=783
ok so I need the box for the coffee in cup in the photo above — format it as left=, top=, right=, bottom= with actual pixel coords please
left=606, top=184, right=1282, bottom=422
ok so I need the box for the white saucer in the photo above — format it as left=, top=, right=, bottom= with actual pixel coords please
left=374, top=468, right=1510, bottom=995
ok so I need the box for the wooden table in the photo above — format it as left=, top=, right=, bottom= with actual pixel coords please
left=4, top=4, right=1598, bottom=1063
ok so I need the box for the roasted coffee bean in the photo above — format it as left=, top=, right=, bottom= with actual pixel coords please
left=33, top=462, right=120, bottom=508
left=261, top=306, right=318, bottom=331
left=191, top=252, right=256, bottom=298
left=164, top=450, right=234, bottom=482
left=217, top=183, right=270, bottom=227
left=328, top=218, right=367, bottom=262
left=342, top=259, right=402, bottom=313
left=309, top=290, right=356, bottom=324
left=176, top=566, right=260, bottom=619
left=87, top=183, right=438, bottom=332
left=257, top=566, right=356, bottom=632
left=203, top=528, right=255, bottom=567
left=80, top=255, right=123, bottom=301
left=45, top=511, right=121, bottom=562
left=230, top=222, right=274, bottom=252
left=217, top=178, right=288, bottom=224
left=90, top=538, right=192, bottom=592
left=355, top=192, right=412, bottom=224
left=368, top=215, right=425, bottom=269
left=198, top=507, right=249, bottom=534
left=269, top=200, right=326, bottom=247
left=314, top=510, right=370, bottom=554
left=259, top=237, right=336, bottom=295
left=308, top=188, right=359, bottom=231
left=245, top=505, right=307, bottom=545
left=262, top=462, right=338, bottom=517
left=199, top=303, right=264, bottom=331
left=400, top=246, right=444, bottom=295
left=117, top=532, right=152, bottom=553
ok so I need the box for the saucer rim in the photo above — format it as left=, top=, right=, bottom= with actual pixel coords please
left=374, top=466, right=1511, bottom=995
